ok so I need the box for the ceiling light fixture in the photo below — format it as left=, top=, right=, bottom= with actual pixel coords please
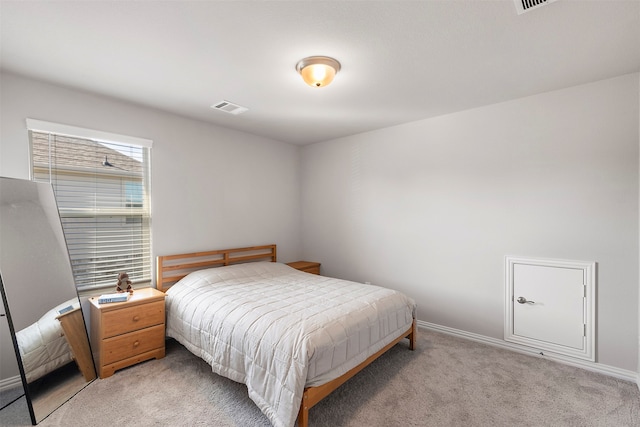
left=296, top=56, right=341, bottom=88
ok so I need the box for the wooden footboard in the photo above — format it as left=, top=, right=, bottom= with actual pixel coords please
left=297, top=319, right=417, bottom=427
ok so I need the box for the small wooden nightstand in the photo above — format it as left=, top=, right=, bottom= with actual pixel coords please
left=286, top=261, right=321, bottom=275
left=56, top=308, right=97, bottom=382
left=89, top=287, right=165, bottom=378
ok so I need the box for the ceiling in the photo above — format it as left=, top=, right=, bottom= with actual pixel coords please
left=1, top=1, right=639, bottom=145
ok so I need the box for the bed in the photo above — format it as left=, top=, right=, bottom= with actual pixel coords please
left=15, top=299, right=96, bottom=384
left=157, top=245, right=416, bottom=427
left=15, top=299, right=77, bottom=383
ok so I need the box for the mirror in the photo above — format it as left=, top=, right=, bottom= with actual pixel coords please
left=0, top=176, right=96, bottom=424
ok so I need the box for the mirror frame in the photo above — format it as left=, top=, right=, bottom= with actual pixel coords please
left=0, top=275, right=38, bottom=422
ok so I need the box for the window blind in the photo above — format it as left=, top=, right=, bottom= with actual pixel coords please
left=28, top=123, right=152, bottom=292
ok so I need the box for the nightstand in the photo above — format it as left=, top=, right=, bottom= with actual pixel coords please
left=89, top=287, right=165, bottom=378
left=56, top=307, right=97, bottom=382
left=286, top=261, right=321, bottom=275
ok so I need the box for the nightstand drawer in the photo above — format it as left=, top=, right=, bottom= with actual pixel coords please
left=101, top=324, right=165, bottom=365
left=302, top=265, right=320, bottom=274
left=102, top=300, right=164, bottom=338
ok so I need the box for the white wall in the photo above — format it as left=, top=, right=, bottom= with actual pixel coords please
left=0, top=72, right=302, bottom=380
left=0, top=290, right=21, bottom=385
left=301, top=73, right=640, bottom=371
left=1, top=71, right=637, bottom=378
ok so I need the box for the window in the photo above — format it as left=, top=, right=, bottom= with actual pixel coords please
left=27, top=119, right=152, bottom=293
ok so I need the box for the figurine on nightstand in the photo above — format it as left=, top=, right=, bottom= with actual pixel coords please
left=116, top=272, right=133, bottom=294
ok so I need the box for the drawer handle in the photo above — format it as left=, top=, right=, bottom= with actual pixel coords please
left=132, top=315, right=140, bottom=322
left=133, top=340, right=140, bottom=347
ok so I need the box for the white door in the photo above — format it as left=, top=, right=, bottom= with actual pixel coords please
left=505, top=257, right=595, bottom=361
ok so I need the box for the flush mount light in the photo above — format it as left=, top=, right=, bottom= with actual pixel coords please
left=296, top=56, right=341, bottom=88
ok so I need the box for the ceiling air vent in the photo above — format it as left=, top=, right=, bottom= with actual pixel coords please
left=514, top=0, right=557, bottom=15
left=211, top=100, right=249, bottom=115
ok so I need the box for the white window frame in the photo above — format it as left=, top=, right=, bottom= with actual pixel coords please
left=26, top=119, right=153, bottom=294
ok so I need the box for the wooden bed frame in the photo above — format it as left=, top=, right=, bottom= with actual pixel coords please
left=156, top=244, right=416, bottom=427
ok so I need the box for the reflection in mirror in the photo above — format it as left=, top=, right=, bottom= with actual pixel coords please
left=0, top=176, right=96, bottom=424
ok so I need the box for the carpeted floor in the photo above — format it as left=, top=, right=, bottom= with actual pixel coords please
left=0, top=384, right=23, bottom=413
left=1, top=328, right=639, bottom=426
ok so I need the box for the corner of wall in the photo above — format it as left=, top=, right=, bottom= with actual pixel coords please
left=637, top=72, right=640, bottom=391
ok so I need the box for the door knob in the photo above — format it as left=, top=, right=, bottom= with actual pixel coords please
left=517, top=296, right=535, bottom=304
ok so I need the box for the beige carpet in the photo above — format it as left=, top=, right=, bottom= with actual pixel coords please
left=1, top=328, right=639, bottom=426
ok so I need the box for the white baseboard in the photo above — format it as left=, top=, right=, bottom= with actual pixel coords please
left=417, top=320, right=638, bottom=384
left=0, top=375, right=22, bottom=392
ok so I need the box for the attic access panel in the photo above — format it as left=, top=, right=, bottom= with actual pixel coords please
left=504, top=256, right=596, bottom=362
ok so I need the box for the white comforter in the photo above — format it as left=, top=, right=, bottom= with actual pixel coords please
left=15, top=299, right=78, bottom=383
left=165, top=262, right=416, bottom=427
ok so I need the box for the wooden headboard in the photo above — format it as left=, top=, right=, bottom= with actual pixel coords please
left=156, top=244, right=277, bottom=292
